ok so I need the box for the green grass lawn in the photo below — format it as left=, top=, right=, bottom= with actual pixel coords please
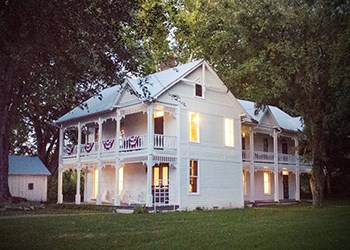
left=0, top=202, right=349, bottom=250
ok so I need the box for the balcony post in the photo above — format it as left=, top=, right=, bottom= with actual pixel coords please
left=146, top=106, right=154, bottom=207
left=59, top=126, right=64, bottom=159
left=249, top=128, right=254, bottom=162
left=98, top=118, right=102, bottom=155
left=77, top=122, right=81, bottom=159
left=75, top=163, right=81, bottom=204
left=176, top=105, right=181, bottom=206
left=273, top=129, right=279, bottom=202
left=116, top=110, right=121, bottom=154
left=294, top=137, right=300, bottom=201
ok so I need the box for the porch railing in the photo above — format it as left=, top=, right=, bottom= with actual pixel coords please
left=278, top=153, right=297, bottom=164
left=154, top=134, right=177, bottom=149
left=254, top=151, right=274, bottom=163
left=80, top=142, right=98, bottom=156
left=119, top=134, right=147, bottom=151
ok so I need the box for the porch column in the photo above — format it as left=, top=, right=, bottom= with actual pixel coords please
left=273, top=129, right=279, bottom=202
left=114, top=160, right=121, bottom=206
left=116, top=110, right=121, bottom=153
left=57, top=167, right=63, bottom=204
left=77, top=122, right=81, bottom=159
left=83, top=169, right=88, bottom=202
left=98, top=118, right=102, bottom=155
left=96, top=161, right=102, bottom=205
left=249, top=128, right=254, bottom=162
left=146, top=159, right=153, bottom=207
left=294, top=137, right=300, bottom=201
left=75, top=164, right=81, bottom=204
left=176, top=105, right=181, bottom=206
left=146, top=106, right=154, bottom=207
left=249, top=164, right=255, bottom=202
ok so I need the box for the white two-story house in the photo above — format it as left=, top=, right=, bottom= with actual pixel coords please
left=55, top=59, right=311, bottom=210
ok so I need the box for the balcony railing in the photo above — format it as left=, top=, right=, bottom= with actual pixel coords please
left=63, top=134, right=177, bottom=158
left=278, top=153, right=297, bottom=164
left=254, top=151, right=274, bottom=163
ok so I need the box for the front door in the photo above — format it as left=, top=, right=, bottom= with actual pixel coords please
left=152, top=164, right=169, bottom=204
left=283, top=175, right=289, bottom=199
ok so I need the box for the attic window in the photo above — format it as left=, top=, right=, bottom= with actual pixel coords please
left=28, top=183, right=34, bottom=190
left=195, top=84, right=203, bottom=97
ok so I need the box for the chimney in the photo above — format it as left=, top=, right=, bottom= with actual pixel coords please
left=158, top=56, right=177, bottom=71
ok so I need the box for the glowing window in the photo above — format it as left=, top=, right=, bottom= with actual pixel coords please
left=162, top=167, right=168, bottom=186
left=153, top=167, right=159, bottom=187
left=225, top=118, right=234, bottom=147
left=93, top=168, right=99, bottom=198
left=189, top=160, right=198, bottom=193
left=263, top=172, right=271, bottom=194
left=189, top=112, right=199, bottom=142
left=119, top=167, right=124, bottom=195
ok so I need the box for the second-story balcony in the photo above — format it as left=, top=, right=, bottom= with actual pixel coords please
left=242, top=150, right=306, bottom=166
left=63, top=134, right=177, bottom=159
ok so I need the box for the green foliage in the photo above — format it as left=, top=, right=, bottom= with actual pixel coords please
left=133, top=205, right=148, bottom=214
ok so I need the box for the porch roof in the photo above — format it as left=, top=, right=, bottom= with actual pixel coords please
left=9, top=155, right=51, bottom=176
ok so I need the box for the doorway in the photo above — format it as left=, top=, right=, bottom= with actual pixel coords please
left=282, top=174, right=289, bottom=199
left=152, top=164, right=169, bottom=204
left=154, top=116, right=164, bottom=148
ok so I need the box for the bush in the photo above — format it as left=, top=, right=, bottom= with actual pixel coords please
left=133, top=205, right=148, bottom=214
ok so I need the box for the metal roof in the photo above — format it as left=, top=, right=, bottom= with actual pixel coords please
left=55, top=85, right=121, bottom=124
left=56, top=60, right=203, bottom=124
left=238, top=99, right=303, bottom=132
left=9, top=155, right=51, bottom=176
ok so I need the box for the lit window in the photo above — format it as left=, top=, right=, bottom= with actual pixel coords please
left=224, top=118, right=234, bottom=147
left=189, top=160, right=198, bottom=193
left=93, top=168, right=99, bottom=198
left=195, top=84, right=203, bottom=97
left=28, top=183, right=34, bottom=190
left=263, top=172, right=271, bottom=194
left=119, top=167, right=124, bottom=195
left=162, top=166, right=168, bottom=186
left=153, top=166, right=159, bottom=187
left=189, top=112, right=199, bottom=142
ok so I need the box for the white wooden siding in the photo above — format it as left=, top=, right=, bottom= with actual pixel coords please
left=9, top=175, right=48, bottom=201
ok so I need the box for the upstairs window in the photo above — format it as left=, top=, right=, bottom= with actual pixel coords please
left=195, top=84, right=203, bottom=97
left=189, top=112, right=199, bottom=142
left=224, top=118, right=234, bottom=147
left=189, top=160, right=198, bottom=193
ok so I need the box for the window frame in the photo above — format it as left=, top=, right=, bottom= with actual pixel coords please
left=189, top=159, right=200, bottom=195
left=28, top=183, right=34, bottom=191
left=224, top=118, right=234, bottom=147
left=189, top=112, right=200, bottom=143
left=194, top=83, right=204, bottom=98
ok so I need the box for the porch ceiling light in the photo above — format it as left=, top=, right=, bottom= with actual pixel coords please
left=154, top=111, right=164, bottom=118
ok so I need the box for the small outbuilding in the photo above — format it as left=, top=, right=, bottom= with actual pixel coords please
left=8, top=155, right=51, bottom=202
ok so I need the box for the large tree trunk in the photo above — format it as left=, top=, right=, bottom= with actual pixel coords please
left=310, top=122, right=326, bottom=207
left=0, top=59, right=18, bottom=201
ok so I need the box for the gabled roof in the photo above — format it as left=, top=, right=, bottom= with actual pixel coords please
left=9, top=155, right=51, bottom=176
left=56, top=60, right=204, bottom=124
left=238, top=99, right=303, bottom=132
left=126, top=59, right=203, bottom=100
left=56, top=85, right=121, bottom=124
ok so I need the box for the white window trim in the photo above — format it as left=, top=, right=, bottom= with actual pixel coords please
left=194, top=83, right=205, bottom=99
left=188, top=159, right=200, bottom=195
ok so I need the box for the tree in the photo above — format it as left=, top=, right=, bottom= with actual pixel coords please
left=0, top=0, right=143, bottom=201
left=169, top=0, right=350, bottom=206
